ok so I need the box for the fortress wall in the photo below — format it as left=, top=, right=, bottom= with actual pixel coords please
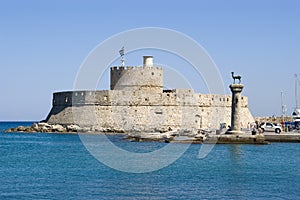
left=110, top=66, right=163, bottom=92
left=86, top=90, right=110, bottom=105
left=47, top=89, right=254, bottom=130
left=53, top=92, right=73, bottom=106
left=46, top=104, right=228, bottom=131
left=52, top=90, right=249, bottom=108
left=240, top=96, right=249, bottom=107
left=78, top=105, right=199, bottom=132
left=196, top=94, right=249, bottom=108
left=197, top=94, right=230, bottom=107
left=46, top=106, right=75, bottom=125
left=106, top=105, right=182, bottom=132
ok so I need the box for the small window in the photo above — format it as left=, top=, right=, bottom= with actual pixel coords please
left=152, top=72, right=154, bottom=75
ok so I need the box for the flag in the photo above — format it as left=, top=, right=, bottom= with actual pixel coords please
left=119, top=47, right=124, bottom=56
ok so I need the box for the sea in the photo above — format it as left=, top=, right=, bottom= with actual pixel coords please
left=0, top=122, right=299, bottom=200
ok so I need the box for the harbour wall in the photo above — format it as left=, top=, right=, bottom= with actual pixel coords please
left=46, top=89, right=254, bottom=132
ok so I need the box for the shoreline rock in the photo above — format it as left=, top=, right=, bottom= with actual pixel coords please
left=3, top=123, right=300, bottom=144
left=5, top=123, right=74, bottom=133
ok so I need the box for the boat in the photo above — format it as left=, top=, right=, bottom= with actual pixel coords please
left=292, top=108, right=300, bottom=130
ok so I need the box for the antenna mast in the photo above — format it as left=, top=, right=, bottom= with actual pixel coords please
left=119, top=46, right=125, bottom=67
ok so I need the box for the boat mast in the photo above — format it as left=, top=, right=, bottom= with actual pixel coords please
left=295, top=74, right=299, bottom=110
left=281, top=91, right=286, bottom=123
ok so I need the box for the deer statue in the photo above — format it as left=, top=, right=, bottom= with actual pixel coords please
left=231, top=72, right=241, bottom=84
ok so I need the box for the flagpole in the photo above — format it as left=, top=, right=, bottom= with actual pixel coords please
left=119, top=47, right=125, bottom=67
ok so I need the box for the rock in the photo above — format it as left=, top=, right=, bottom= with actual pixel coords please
left=77, top=127, right=90, bottom=132
left=31, top=123, right=39, bottom=131
left=25, top=127, right=36, bottom=132
left=4, top=128, right=14, bottom=132
left=38, top=122, right=51, bottom=128
left=51, top=124, right=66, bottom=132
left=41, top=126, right=50, bottom=132
left=16, top=126, right=26, bottom=131
left=94, top=127, right=104, bottom=132
left=103, top=128, right=114, bottom=132
left=67, top=124, right=81, bottom=132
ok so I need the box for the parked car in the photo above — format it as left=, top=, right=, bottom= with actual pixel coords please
left=260, top=122, right=282, bottom=133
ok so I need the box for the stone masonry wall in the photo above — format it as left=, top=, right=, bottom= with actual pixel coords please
left=110, top=66, right=163, bottom=93
left=46, top=89, right=254, bottom=132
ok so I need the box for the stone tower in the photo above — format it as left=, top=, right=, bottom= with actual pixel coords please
left=110, top=56, right=163, bottom=93
left=227, top=83, right=244, bottom=134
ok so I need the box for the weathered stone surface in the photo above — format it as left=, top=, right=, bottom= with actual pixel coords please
left=227, top=84, right=244, bottom=134
left=32, top=123, right=39, bottom=131
left=16, top=126, right=26, bottom=131
left=24, top=127, right=35, bottom=132
left=206, top=134, right=268, bottom=144
left=51, top=124, right=66, bottom=132
left=66, top=124, right=81, bottom=132
left=125, top=131, right=175, bottom=142
left=4, top=128, right=14, bottom=132
left=45, top=58, right=255, bottom=133
left=38, top=122, right=52, bottom=128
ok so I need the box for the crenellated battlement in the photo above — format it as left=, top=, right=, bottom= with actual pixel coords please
left=110, top=66, right=162, bottom=71
left=51, top=90, right=249, bottom=108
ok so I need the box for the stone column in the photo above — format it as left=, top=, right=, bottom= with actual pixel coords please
left=227, top=84, right=244, bottom=134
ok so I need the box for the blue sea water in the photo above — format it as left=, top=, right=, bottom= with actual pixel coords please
left=0, top=122, right=299, bottom=200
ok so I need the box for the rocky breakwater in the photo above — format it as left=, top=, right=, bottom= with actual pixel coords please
left=4, top=123, right=271, bottom=144
left=125, top=129, right=211, bottom=143
left=4, top=122, right=98, bottom=133
left=4, top=122, right=212, bottom=143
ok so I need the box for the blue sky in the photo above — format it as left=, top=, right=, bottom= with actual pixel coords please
left=0, top=0, right=300, bottom=121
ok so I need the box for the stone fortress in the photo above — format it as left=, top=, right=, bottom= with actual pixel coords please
left=45, top=56, right=254, bottom=133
